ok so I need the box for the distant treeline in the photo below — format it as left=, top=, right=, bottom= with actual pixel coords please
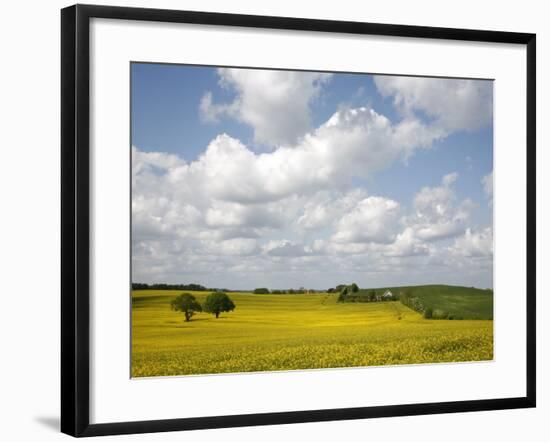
left=253, top=288, right=316, bottom=294
left=336, top=283, right=400, bottom=303
left=132, top=283, right=213, bottom=291
left=132, top=283, right=321, bottom=294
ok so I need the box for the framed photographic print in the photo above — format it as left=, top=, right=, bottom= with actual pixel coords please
left=61, top=4, right=536, bottom=437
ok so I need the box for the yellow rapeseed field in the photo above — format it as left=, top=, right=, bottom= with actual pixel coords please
left=131, top=290, right=493, bottom=377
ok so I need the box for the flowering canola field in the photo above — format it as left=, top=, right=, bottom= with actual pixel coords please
left=131, top=290, right=493, bottom=377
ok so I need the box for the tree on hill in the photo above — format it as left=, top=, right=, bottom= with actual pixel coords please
left=400, top=289, right=413, bottom=306
left=253, top=288, right=270, bottom=294
left=170, top=293, right=202, bottom=322
left=337, top=286, right=349, bottom=302
left=350, top=283, right=359, bottom=293
left=203, top=292, right=236, bottom=318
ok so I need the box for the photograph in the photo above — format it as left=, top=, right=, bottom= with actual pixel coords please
left=130, top=63, right=494, bottom=378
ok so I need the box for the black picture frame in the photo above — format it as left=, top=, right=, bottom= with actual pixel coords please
left=61, top=4, right=536, bottom=437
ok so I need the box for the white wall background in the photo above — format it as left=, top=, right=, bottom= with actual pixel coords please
left=0, top=0, right=546, bottom=440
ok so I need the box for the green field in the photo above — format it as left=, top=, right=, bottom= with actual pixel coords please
left=132, top=289, right=493, bottom=377
left=384, top=285, right=493, bottom=319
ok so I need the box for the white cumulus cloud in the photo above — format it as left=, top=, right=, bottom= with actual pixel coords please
left=332, top=196, right=400, bottom=244
left=200, top=68, right=332, bottom=146
left=451, top=227, right=493, bottom=257
left=408, top=173, right=474, bottom=241
left=133, top=68, right=493, bottom=288
left=385, top=227, right=430, bottom=257
left=374, top=76, right=493, bottom=133
left=482, top=171, right=493, bottom=206
left=262, top=240, right=308, bottom=257
left=191, top=107, right=441, bottom=205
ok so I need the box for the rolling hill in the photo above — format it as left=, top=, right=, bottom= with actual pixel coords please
left=132, top=289, right=492, bottom=377
left=363, top=284, right=493, bottom=320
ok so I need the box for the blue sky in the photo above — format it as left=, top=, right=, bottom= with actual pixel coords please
left=131, top=63, right=494, bottom=289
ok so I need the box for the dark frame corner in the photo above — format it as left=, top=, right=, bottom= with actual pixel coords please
left=61, top=4, right=536, bottom=437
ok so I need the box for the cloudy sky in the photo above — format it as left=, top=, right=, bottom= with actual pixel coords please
left=131, top=63, right=493, bottom=290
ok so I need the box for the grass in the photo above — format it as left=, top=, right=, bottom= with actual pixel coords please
left=132, top=290, right=493, bottom=377
left=385, top=285, right=493, bottom=319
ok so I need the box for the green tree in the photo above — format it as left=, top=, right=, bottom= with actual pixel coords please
left=253, top=288, right=270, bottom=294
left=170, top=293, right=202, bottom=322
left=400, top=289, right=413, bottom=306
left=368, top=290, right=376, bottom=302
left=423, top=307, right=433, bottom=319
left=338, top=286, right=349, bottom=303
left=203, top=292, right=236, bottom=318
left=350, top=283, right=359, bottom=293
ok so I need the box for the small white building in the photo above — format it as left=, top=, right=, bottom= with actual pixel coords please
left=382, top=290, right=394, bottom=300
